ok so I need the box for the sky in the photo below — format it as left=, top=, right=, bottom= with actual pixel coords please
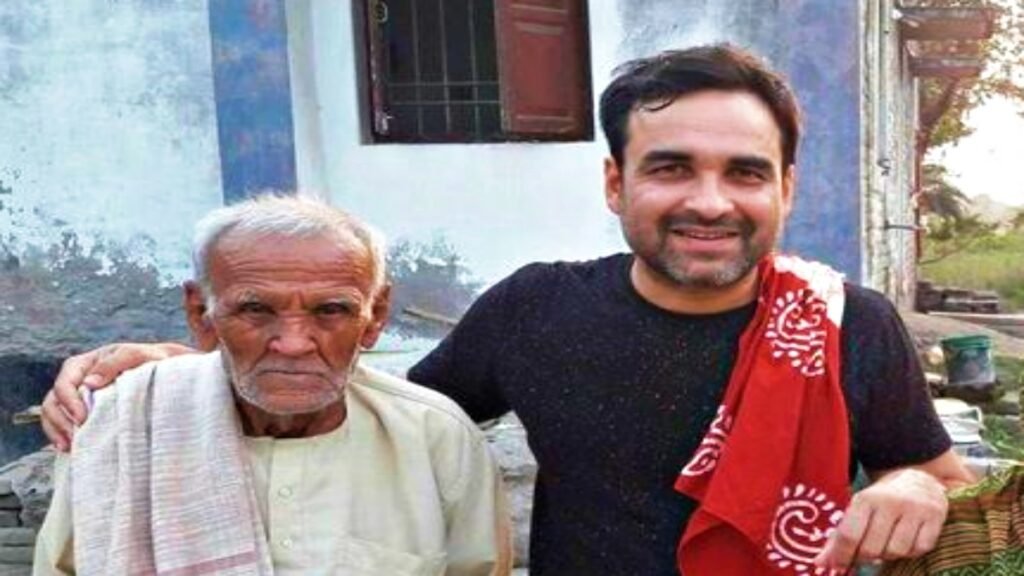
left=931, top=96, right=1024, bottom=207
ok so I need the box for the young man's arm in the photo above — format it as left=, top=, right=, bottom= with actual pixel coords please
left=816, top=286, right=975, bottom=571
left=815, top=449, right=974, bottom=570
left=41, top=342, right=196, bottom=451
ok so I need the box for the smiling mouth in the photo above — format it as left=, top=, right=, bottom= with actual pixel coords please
left=669, top=228, right=740, bottom=240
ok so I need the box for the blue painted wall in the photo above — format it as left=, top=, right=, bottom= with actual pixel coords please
left=618, top=0, right=863, bottom=281
left=777, top=0, right=862, bottom=281
left=208, top=0, right=297, bottom=203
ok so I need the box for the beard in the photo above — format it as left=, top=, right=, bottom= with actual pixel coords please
left=625, top=212, right=769, bottom=289
left=220, top=346, right=360, bottom=417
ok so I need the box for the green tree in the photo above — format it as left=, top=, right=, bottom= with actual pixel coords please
left=920, top=163, right=997, bottom=264
left=920, top=163, right=972, bottom=220
left=913, top=0, right=1024, bottom=153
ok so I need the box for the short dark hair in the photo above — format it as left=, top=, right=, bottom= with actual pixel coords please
left=599, top=43, right=801, bottom=169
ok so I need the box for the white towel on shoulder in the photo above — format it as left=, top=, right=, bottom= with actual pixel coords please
left=72, top=351, right=273, bottom=575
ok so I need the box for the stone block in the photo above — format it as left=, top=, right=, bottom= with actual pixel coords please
left=485, top=414, right=536, bottom=567
left=0, top=497, right=20, bottom=511
left=0, top=565, right=31, bottom=576
left=0, top=546, right=34, bottom=564
left=0, top=513, right=17, bottom=529
left=0, top=481, right=12, bottom=497
left=0, top=529, right=34, bottom=547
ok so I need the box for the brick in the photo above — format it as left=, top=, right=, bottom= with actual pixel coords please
left=0, top=530, right=34, bottom=547
left=0, top=547, right=34, bottom=564
left=0, top=565, right=31, bottom=576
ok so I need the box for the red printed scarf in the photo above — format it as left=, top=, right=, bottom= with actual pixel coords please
left=674, top=254, right=851, bottom=575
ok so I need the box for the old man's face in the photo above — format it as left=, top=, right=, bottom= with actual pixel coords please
left=205, top=231, right=388, bottom=416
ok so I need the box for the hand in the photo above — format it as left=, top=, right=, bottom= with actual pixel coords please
left=41, top=342, right=197, bottom=451
left=814, top=468, right=948, bottom=571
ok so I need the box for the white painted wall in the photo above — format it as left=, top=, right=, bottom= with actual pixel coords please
left=285, top=0, right=870, bottom=292
left=286, top=1, right=628, bottom=287
left=0, top=0, right=223, bottom=280
left=861, top=0, right=919, bottom=306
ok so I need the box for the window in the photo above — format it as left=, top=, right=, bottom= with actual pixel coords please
left=363, top=0, right=592, bottom=143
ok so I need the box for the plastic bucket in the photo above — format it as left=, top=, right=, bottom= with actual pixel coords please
left=941, top=334, right=996, bottom=401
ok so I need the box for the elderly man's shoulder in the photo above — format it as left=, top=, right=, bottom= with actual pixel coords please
left=351, top=364, right=483, bottom=439
left=90, top=351, right=225, bottom=409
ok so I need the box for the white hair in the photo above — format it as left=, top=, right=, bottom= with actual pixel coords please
left=192, top=194, right=387, bottom=311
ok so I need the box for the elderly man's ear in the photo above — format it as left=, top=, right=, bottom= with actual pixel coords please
left=360, top=283, right=392, bottom=350
left=183, top=281, right=219, bottom=352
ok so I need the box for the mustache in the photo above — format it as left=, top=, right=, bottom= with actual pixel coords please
left=254, top=366, right=331, bottom=377
left=662, top=213, right=754, bottom=235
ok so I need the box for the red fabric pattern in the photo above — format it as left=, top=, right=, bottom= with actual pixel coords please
left=674, top=254, right=851, bottom=576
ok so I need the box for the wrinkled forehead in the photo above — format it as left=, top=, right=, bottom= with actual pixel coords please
left=209, top=229, right=376, bottom=292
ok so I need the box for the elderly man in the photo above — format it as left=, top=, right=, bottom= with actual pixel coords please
left=33, top=195, right=511, bottom=575
left=43, top=45, right=973, bottom=575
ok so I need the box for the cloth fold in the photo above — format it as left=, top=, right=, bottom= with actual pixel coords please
left=674, top=254, right=851, bottom=575
left=72, top=351, right=273, bottom=576
left=881, top=464, right=1024, bottom=576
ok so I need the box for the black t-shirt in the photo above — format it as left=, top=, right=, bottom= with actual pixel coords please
left=408, top=254, right=951, bottom=576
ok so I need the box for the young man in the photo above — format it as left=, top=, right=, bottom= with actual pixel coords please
left=42, top=45, right=971, bottom=575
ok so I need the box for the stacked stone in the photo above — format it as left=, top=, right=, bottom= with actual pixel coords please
left=0, top=478, right=34, bottom=575
left=0, top=449, right=56, bottom=575
left=483, top=413, right=537, bottom=571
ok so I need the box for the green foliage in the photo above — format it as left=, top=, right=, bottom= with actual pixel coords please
left=1013, top=209, right=1024, bottom=230
left=919, top=162, right=999, bottom=263
left=982, top=414, right=1024, bottom=461
left=979, top=355, right=1024, bottom=460
left=921, top=163, right=974, bottom=220
left=915, top=0, right=1024, bottom=150
left=995, top=355, right=1024, bottom=390
left=922, top=228, right=1024, bottom=310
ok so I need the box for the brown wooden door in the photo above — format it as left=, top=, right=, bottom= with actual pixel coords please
left=495, top=0, right=592, bottom=139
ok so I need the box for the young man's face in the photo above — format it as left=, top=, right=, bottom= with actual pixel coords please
left=605, top=89, right=795, bottom=292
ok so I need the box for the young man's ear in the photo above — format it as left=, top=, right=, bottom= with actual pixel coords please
left=780, top=164, right=797, bottom=220
left=360, top=283, right=392, bottom=349
left=604, top=157, right=625, bottom=216
left=182, top=281, right=218, bottom=352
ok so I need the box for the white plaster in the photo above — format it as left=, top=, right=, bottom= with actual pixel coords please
left=286, top=0, right=627, bottom=287
left=285, top=0, right=912, bottom=300
left=0, top=0, right=223, bottom=281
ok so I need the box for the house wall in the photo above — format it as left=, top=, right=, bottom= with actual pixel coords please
left=0, top=0, right=225, bottom=463
left=614, top=1, right=864, bottom=285
left=287, top=0, right=864, bottom=359
left=862, top=0, right=919, bottom=306
left=0, top=0, right=222, bottom=284
left=0, top=0, right=895, bottom=461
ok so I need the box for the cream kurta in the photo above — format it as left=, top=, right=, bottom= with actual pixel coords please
left=34, top=362, right=512, bottom=576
